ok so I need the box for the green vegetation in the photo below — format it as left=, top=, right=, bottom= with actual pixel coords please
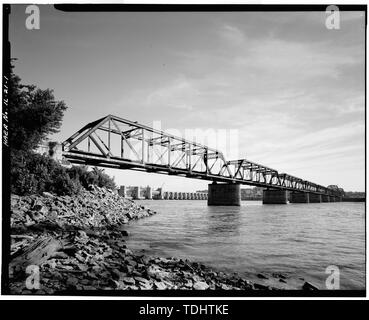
left=10, top=60, right=116, bottom=196
left=67, top=166, right=117, bottom=191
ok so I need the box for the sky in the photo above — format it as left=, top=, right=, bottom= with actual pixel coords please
left=9, top=5, right=366, bottom=192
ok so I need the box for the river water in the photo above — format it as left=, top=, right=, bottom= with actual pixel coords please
left=125, top=200, right=365, bottom=290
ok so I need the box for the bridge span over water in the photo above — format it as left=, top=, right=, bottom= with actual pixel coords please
left=62, top=115, right=343, bottom=206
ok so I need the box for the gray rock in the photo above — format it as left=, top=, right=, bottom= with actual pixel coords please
left=122, top=277, right=136, bottom=285
left=154, top=281, right=167, bottom=290
left=193, top=281, right=209, bottom=290
left=51, top=252, right=69, bottom=259
left=302, top=281, right=318, bottom=290
left=66, top=277, right=78, bottom=288
left=42, top=192, right=55, bottom=198
left=254, top=283, right=270, bottom=290
left=134, top=276, right=150, bottom=284
left=77, top=230, right=88, bottom=239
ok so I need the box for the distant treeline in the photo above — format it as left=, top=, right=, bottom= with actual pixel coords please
left=344, top=191, right=366, bottom=198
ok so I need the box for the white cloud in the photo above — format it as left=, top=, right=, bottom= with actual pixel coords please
left=220, top=24, right=246, bottom=46
left=146, top=76, right=199, bottom=110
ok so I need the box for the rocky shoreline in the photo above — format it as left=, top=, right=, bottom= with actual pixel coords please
left=8, top=186, right=317, bottom=294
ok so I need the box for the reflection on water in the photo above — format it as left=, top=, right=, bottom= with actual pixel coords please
left=125, top=200, right=365, bottom=290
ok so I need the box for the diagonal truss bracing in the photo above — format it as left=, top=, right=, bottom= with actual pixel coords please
left=62, top=115, right=342, bottom=197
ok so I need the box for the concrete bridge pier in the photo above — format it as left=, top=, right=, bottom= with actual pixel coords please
left=309, top=193, right=322, bottom=203
left=290, top=192, right=309, bottom=203
left=208, top=182, right=241, bottom=206
left=132, top=186, right=141, bottom=200
left=118, top=186, right=127, bottom=198
left=145, top=186, right=152, bottom=200
left=263, top=189, right=288, bottom=204
left=156, top=188, right=164, bottom=199
left=322, top=195, right=330, bottom=202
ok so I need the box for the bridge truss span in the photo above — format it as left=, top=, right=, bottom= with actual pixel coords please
left=62, top=115, right=341, bottom=197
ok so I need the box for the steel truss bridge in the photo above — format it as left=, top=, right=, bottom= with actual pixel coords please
left=62, top=115, right=342, bottom=198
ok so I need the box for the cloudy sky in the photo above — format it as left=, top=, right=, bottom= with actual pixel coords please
left=9, top=5, right=365, bottom=192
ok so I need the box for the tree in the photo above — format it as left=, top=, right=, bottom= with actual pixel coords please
left=10, top=60, right=68, bottom=195
left=92, top=166, right=117, bottom=190
left=9, top=61, right=117, bottom=196
left=9, top=59, right=67, bottom=152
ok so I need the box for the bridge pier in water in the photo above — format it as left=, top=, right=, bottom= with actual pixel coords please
left=132, top=186, right=142, bottom=200
left=145, top=186, right=153, bottom=200
left=157, top=191, right=164, bottom=200
left=322, top=195, right=330, bottom=202
left=309, top=193, right=322, bottom=203
left=262, top=189, right=288, bottom=204
left=118, top=186, right=127, bottom=198
left=290, top=192, right=309, bottom=203
left=208, top=183, right=241, bottom=206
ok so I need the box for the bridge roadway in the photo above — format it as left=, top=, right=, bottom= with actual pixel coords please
left=62, top=115, right=343, bottom=206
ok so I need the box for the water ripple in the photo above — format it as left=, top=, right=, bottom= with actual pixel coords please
left=126, top=200, right=365, bottom=290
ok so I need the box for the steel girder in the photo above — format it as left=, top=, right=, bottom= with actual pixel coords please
left=62, top=115, right=342, bottom=197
